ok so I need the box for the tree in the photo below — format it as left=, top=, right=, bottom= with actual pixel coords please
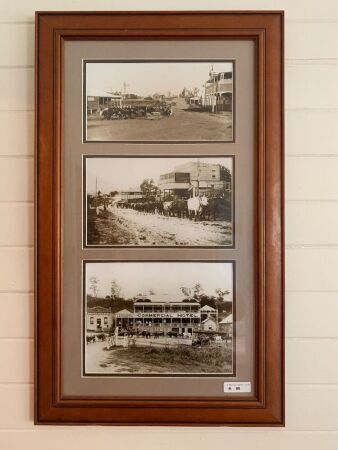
left=148, top=289, right=156, bottom=295
left=140, top=178, right=158, bottom=199
left=215, top=288, right=230, bottom=301
left=110, top=280, right=121, bottom=300
left=180, top=286, right=191, bottom=297
left=126, top=93, right=140, bottom=99
left=89, top=276, right=99, bottom=298
left=220, top=165, right=232, bottom=182
left=180, top=283, right=204, bottom=301
left=192, top=283, right=203, bottom=299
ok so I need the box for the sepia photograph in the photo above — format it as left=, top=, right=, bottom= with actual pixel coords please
left=84, top=60, right=234, bottom=142
left=83, top=261, right=234, bottom=376
left=84, top=156, right=233, bottom=247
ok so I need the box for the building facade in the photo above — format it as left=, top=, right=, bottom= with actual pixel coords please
left=158, top=161, right=231, bottom=200
left=200, top=304, right=218, bottom=323
left=203, top=70, right=233, bottom=112
left=219, top=314, right=233, bottom=337
left=87, top=93, right=123, bottom=115
left=201, top=317, right=217, bottom=331
left=132, top=294, right=201, bottom=335
left=119, top=189, right=144, bottom=202
left=86, top=306, right=113, bottom=332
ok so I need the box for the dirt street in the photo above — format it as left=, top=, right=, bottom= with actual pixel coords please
left=87, top=207, right=232, bottom=246
left=87, top=97, right=232, bottom=141
left=85, top=341, right=233, bottom=375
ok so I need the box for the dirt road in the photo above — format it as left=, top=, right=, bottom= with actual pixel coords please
left=87, top=207, right=232, bottom=246
left=85, top=341, right=233, bottom=375
left=87, top=97, right=232, bottom=141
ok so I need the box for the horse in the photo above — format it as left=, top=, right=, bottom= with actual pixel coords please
left=162, top=201, right=174, bottom=216
left=171, top=199, right=188, bottom=218
left=202, top=197, right=232, bottom=221
left=187, top=196, right=208, bottom=221
left=154, top=201, right=164, bottom=215
left=86, top=335, right=96, bottom=344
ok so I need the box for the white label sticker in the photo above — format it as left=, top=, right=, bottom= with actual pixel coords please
left=223, top=382, right=251, bottom=393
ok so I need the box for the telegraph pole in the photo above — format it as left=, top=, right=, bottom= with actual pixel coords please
left=197, top=160, right=200, bottom=196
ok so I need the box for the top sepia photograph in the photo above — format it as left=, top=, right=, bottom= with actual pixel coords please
left=83, top=60, right=235, bottom=143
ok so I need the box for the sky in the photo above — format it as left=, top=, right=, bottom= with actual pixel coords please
left=85, top=261, right=233, bottom=301
left=86, top=157, right=232, bottom=194
left=86, top=61, right=233, bottom=97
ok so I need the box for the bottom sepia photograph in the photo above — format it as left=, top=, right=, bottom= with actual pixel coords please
left=83, top=261, right=235, bottom=376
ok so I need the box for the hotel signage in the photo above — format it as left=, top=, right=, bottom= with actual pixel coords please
left=133, top=312, right=200, bottom=319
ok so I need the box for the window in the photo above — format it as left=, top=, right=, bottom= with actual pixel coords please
left=104, top=317, right=108, bottom=325
left=90, top=317, right=94, bottom=324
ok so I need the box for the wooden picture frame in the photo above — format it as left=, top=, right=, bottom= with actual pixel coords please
left=35, top=11, right=284, bottom=425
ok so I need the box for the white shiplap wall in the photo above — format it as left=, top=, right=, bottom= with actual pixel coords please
left=0, top=1, right=337, bottom=448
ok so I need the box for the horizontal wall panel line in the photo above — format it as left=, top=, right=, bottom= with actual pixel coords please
left=2, top=382, right=338, bottom=387
left=0, top=65, right=34, bottom=69
left=287, top=245, right=338, bottom=249
left=0, top=338, right=33, bottom=342
left=287, top=59, right=338, bottom=66
left=0, top=246, right=33, bottom=249
left=3, top=337, right=338, bottom=342
left=287, top=200, right=338, bottom=203
left=2, top=107, right=338, bottom=113
left=286, top=107, right=338, bottom=112
left=287, top=247, right=338, bottom=250
left=288, top=18, right=338, bottom=23
left=1, top=19, right=338, bottom=25
left=0, top=289, right=335, bottom=295
left=24, top=243, right=338, bottom=249
left=0, top=21, right=35, bottom=25
left=1, top=60, right=338, bottom=71
left=1, top=429, right=338, bottom=434
left=0, top=109, right=33, bottom=113
left=286, top=154, right=338, bottom=158
left=1, top=18, right=338, bottom=25
left=287, top=336, right=338, bottom=341
left=0, top=155, right=33, bottom=160
left=0, top=201, right=33, bottom=205
left=0, top=289, right=34, bottom=294
left=286, top=289, right=338, bottom=293
left=287, top=199, right=338, bottom=203
left=286, top=58, right=338, bottom=62
left=1, top=59, right=338, bottom=69
left=7, top=337, right=338, bottom=343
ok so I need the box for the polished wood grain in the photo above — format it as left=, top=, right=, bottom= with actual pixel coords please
left=35, top=11, right=284, bottom=425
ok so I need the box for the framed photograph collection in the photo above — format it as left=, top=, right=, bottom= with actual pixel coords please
left=35, top=11, right=284, bottom=425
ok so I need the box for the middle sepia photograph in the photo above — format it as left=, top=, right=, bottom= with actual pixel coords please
left=83, top=155, right=234, bottom=248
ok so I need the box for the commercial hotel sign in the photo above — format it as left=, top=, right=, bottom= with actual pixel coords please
left=133, top=312, right=200, bottom=319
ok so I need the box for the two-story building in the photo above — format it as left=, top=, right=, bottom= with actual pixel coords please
left=203, top=70, right=232, bottom=113
left=132, top=294, right=201, bottom=335
left=113, top=294, right=202, bottom=335
left=158, top=161, right=231, bottom=200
